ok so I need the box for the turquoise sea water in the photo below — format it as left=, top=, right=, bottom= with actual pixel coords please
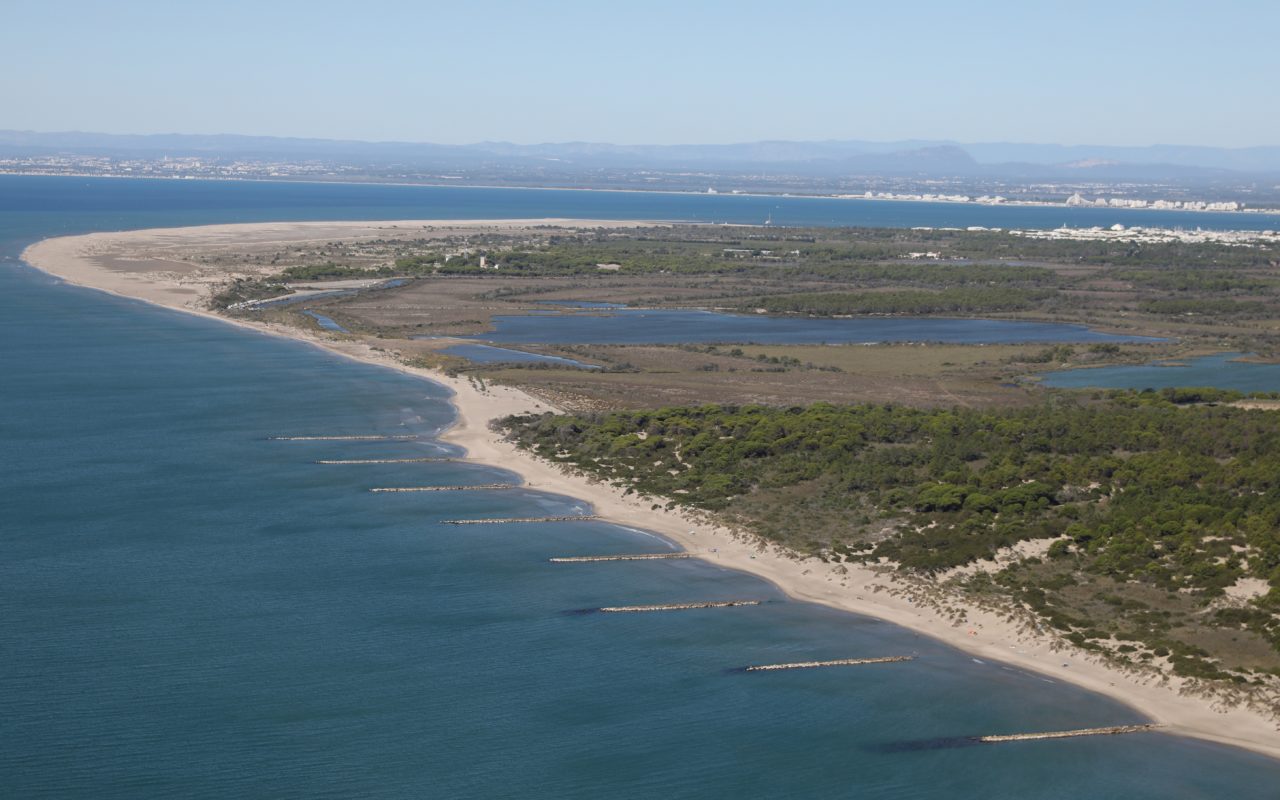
left=1041, top=352, right=1280, bottom=392
left=4, top=176, right=1280, bottom=798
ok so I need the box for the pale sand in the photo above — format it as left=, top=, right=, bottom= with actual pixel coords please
left=21, top=221, right=1280, bottom=761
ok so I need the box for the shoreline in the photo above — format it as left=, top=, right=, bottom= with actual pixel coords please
left=20, top=220, right=1280, bottom=762
left=5, top=171, right=1280, bottom=224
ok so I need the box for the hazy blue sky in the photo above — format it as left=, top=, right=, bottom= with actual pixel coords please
left=3, top=0, right=1277, bottom=146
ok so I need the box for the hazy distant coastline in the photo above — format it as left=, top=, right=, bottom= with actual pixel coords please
left=5, top=129, right=1280, bottom=211
left=6, top=169, right=1280, bottom=222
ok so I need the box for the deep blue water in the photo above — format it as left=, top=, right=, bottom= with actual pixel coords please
left=3, top=176, right=1280, bottom=798
left=466, top=307, right=1159, bottom=345
left=1041, top=352, right=1280, bottom=392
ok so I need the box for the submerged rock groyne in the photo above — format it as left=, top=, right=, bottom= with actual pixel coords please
left=443, top=515, right=599, bottom=525
left=370, top=484, right=514, bottom=493
left=549, top=553, right=693, bottom=563
left=269, top=434, right=419, bottom=441
left=975, top=723, right=1162, bottom=744
left=598, top=600, right=762, bottom=613
left=744, top=656, right=915, bottom=672
left=316, top=458, right=455, bottom=464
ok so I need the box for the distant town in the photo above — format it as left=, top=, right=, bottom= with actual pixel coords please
left=840, top=190, right=1253, bottom=214
left=3, top=151, right=1278, bottom=213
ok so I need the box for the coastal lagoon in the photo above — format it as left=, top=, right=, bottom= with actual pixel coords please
left=301, top=309, right=350, bottom=333
left=1041, top=352, right=1280, bottom=392
left=4, top=176, right=1280, bottom=797
left=439, top=343, right=601, bottom=369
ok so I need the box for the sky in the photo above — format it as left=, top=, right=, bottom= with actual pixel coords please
left=2, top=0, right=1278, bottom=147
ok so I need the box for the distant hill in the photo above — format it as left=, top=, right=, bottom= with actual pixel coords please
left=3, top=130, right=1279, bottom=179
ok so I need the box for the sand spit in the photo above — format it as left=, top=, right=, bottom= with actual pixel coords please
left=21, top=219, right=1280, bottom=762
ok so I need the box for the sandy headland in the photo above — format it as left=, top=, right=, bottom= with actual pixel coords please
left=21, top=219, right=1280, bottom=761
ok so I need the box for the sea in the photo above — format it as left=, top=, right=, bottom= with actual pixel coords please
left=3, top=175, right=1280, bottom=799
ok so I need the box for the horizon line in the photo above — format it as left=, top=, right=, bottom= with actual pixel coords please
left=4, top=127, right=1279, bottom=152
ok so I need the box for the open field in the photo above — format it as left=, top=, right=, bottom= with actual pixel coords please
left=428, top=342, right=1170, bottom=410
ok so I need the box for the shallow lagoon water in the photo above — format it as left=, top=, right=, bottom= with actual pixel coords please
left=3, top=177, right=1279, bottom=798
left=440, top=343, right=600, bottom=369
left=301, top=309, right=350, bottom=333
left=1041, top=352, right=1280, bottom=392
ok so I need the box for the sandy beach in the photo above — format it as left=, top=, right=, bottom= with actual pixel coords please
left=21, top=219, right=1280, bottom=761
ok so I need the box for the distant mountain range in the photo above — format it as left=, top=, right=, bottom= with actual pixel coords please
left=4, top=130, right=1280, bottom=180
